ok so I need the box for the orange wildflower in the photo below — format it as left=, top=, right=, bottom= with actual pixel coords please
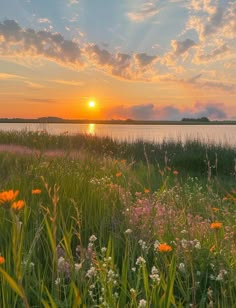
left=11, top=200, right=25, bottom=211
left=210, top=222, right=222, bottom=229
left=212, top=207, right=219, bottom=212
left=173, top=170, right=179, bottom=175
left=0, top=256, right=5, bottom=264
left=116, top=172, right=122, bottom=177
left=158, top=243, right=172, bottom=252
left=144, top=189, right=150, bottom=193
left=32, top=189, right=41, bottom=195
left=210, top=245, right=216, bottom=252
left=0, top=190, right=19, bottom=204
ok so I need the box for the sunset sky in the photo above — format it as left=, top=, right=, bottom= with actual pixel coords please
left=0, top=0, right=235, bottom=120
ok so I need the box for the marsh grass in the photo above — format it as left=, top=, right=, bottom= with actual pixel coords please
left=0, top=131, right=235, bottom=306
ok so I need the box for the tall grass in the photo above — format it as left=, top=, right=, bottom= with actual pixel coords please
left=0, top=131, right=235, bottom=306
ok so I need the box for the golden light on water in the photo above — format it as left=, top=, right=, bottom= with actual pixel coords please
left=87, top=123, right=95, bottom=135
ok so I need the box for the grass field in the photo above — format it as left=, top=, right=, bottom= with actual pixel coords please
left=0, top=130, right=236, bottom=307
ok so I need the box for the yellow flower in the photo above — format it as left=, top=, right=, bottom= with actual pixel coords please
left=32, top=189, right=41, bottom=195
left=158, top=243, right=172, bottom=252
left=0, top=190, right=19, bottom=204
left=210, top=222, right=222, bottom=229
left=11, top=200, right=25, bottom=211
left=116, top=172, right=122, bottom=177
left=0, top=256, right=5, bottom=265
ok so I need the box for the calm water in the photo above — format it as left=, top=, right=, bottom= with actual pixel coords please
left=0, top=123, right=236, bottom=147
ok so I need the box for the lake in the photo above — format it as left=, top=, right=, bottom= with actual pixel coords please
left=0, top=123, right=236, bottom=147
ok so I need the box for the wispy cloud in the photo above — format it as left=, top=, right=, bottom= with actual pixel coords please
left=0, top=73, right=24, bottom=80
left=24, top=81, right=44, bottom=88
left=24, top=98, right=56, bottom=103
left=127, top=2, right=160, bottom=22
left=51, top=79, right=84, bottom=86
left=37, top=18, right=51, bottom=24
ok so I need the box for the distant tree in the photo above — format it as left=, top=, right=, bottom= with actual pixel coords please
left=181, top=117, right=210, bottom=122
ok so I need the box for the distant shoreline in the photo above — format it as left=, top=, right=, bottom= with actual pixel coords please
left=1, top=118, right=236, bottom=125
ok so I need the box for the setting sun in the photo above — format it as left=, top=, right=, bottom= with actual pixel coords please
left=88, top=101, right=96, bottom=108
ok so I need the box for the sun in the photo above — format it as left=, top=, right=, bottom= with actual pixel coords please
left=88, top=100, right=96, bottom=108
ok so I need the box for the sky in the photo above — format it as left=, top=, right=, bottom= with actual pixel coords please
left=0, top=0, right=235, bottom=120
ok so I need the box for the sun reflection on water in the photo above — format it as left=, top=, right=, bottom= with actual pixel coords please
left=87, top=123, right=95, bottom=135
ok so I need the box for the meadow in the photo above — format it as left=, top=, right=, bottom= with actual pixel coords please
left=0, top=130, right=236, bottom=307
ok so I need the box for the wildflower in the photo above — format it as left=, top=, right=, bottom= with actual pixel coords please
left=138, top=299, right=147, bottom=307
left=86, top=266, right=97, bottom=278
left=55, top=277, right=61, bottom=285
left=178, top=263, right=185, bottom=273
left=149, top=266, right=160, bottom=283
left=116, top=172, right=122, bottom=177
left=0, top=256, right=5, bottom=264
left=124, top=229, right=132, bottom=235
left=210, top=222, right=222, bottom=229
left=212, top=207, right=219, bottom=212
left=101, top=247, right=107, bottom=254
left=32, top=189, right=41, bottom=194
left=136, top=256, right=146, bottom=266
left=138, top=240, right=148, bottom=251
left=210, top=244, right=216, bottom=252
left=157, top=243, right=172, bottom=252
left=0, top=190, right=19, bottom=205
left=216, top=269, right=227, bottom=281
left=173, top=170, right=179, bottom=175
left=11, top=200, right=25, bottom=211
left=193, top=239, right=201, bottom=249
left=89, top=235, right=97, bottom=242
left=144, top=188, right=150, bottom=193
left=74, top=263, right=82, bottom=272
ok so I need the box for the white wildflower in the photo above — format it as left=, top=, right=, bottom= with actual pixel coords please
left=86, top=266, right=97, bottom=278
left=125, top=229, right=132, bottom=235
left=101, top=247, right=107, bottom=254
left=149, top=266, right=160, bottom=283
left=178, top=263, right=185, bottom=273
left=55, top=277, right=61, bottom=285
left=138, top=299, right=147, bottom=307
left=136, top=256, right=146, bottom=266
left=89, top=235, right=97, bottom=242
left=74, top=263, right=82, bottom=272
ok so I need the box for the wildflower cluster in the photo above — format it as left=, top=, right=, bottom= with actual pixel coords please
left=0, top=189, right=24, bottom=211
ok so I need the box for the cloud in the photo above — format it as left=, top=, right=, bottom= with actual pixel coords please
left=51, top=79, right=84, bottom=86
left=24, top=98, right=56, bottom=103
left=0, top=20, right=82, bottom=67
left=24, top=81, right=44, bottom=89
left=186, top=2, right=236, bottom=41
left=68, top=0, right=79, bottom=5
left=171, top=38, right=197, bottom=56
left=161, top=73, right=236, bottom=93
left=86, top=44, right=157, bottom=80
left=195, top=44, right=231, bottom=63
left=135, top=53, right=158, bottom=66
left=127, top=2, right=160, bottom=22
left=37, top=18, right=51, bottom=24
left=104, top=102, right=228, bottom=120
left=0, top=72, right=24, bottom=80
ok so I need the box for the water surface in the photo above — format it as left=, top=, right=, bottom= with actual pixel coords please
left=0, top=123, right=235, bottom=147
